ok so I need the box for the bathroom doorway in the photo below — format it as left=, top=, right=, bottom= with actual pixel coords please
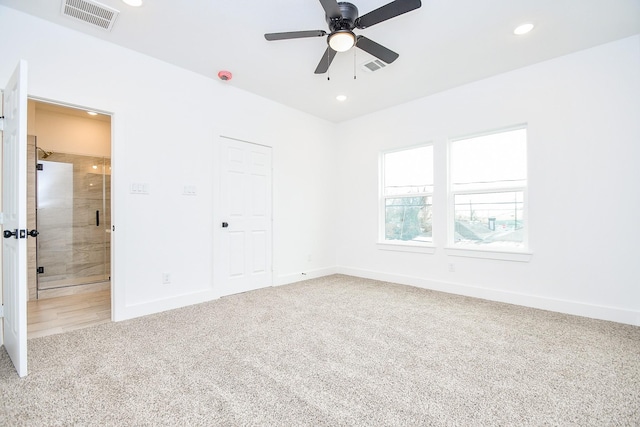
left=26, top=100, right=112, bottom=338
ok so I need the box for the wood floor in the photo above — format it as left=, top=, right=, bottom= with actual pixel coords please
left=27, top=290, right=111, bottom=339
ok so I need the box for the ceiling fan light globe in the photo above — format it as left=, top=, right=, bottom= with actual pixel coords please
left=514, top=23, right=534, bottom=35
left=329, top=31, right=355, bottom=52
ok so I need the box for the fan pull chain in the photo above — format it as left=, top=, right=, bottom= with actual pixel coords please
left=353, top=41, right=357, bottom=80
left=327, top=50, right=331, bottom=81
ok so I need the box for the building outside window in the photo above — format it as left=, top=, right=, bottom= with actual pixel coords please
left=449, top=127, right=527, bottom=250
left=381, top=144, right=433, bottom=244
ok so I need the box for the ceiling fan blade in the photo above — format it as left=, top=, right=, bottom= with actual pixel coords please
left=265, top=30, right=327, bottom=41
left=355, top=36, right=399, bottom=64
left=314, top=47, right=338, bottom=74
left=355, top=0, right=421, bottom=29
left=319, top=0, right=342, bottom=19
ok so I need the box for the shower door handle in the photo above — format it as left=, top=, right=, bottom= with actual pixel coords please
left=28, top=229, right=39, bottom=238
left=96, top=210, right=100, bottom=226
left=3, top=229, right=17, bottom=239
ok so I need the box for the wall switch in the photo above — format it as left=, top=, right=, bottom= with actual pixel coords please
left=162, top=272, right=171, bottom=284
left=130, top=182, right=149, bottom=194
left=183, top=185, right=197, bottom=196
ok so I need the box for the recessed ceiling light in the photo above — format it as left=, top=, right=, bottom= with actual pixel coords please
left=87, top=111, right=98, bottom=116
left=122, top=0, right=143, bottom=6
left=514, top=23, right=534, bottom=35
left=336, top=95, right=347, bottom=102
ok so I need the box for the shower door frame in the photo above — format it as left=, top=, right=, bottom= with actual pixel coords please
left=35, top=152, right=111, bottom=293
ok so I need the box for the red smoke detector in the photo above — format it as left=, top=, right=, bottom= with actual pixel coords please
left=218, top=70, right=232, bottom=81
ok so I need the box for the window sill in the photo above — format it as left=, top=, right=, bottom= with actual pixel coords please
left=444, top=247, right=532, bottom=262
left=377, top=242, right=436, bottom=254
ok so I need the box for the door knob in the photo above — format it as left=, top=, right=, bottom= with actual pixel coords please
left=222, top=222, right=229, bottom=228
left=28, top=229, right=39, bottom=238
left=3, top=229, right=17, bottom=239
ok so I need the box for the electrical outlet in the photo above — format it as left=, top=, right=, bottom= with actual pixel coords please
left=162, top=272, right=171, bottom=284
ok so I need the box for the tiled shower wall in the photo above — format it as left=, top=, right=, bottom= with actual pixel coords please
left=35, top=151, right=111, bottom=291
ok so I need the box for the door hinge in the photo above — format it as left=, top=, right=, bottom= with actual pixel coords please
left=37, top=267, right=44, bottom=274
left=36, top=163, right=43, bottom=171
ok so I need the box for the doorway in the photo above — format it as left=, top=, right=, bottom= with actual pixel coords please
left=216, top=136, right=273, bottom=296
left=26, top=100, right=112, bottom=338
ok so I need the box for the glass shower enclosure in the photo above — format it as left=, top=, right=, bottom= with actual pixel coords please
left=36, top=151, right=111, bottom=292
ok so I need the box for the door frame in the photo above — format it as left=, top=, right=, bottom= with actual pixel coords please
left=23, top=96, right=115, bottom=318
left=213, top=134, right=274, bottom=297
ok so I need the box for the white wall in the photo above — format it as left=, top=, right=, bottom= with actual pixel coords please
left=2, top=6, right=638, bottom=326
left=0, top=6, right=338, bottom=320
left=335, top=35, right=640, bottom=325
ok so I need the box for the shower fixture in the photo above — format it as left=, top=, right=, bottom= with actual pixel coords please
left=37, top=147, right=53, bottom=159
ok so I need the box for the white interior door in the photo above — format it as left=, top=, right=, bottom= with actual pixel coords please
left=1, top=60, right=29, bottom=377
left=217, top=137, right=272, bottom=296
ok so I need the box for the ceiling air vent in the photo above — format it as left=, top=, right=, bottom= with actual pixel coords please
left=61, top=0, right=120, bottom=31
left=360, top=59, right=388, bottom=73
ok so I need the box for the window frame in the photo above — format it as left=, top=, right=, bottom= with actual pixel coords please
left=446, top=125, right=531, bottom=259
left=378, top=143, right=435, bottom=250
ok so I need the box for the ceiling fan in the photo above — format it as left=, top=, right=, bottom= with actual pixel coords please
left=264, top=0, right=422, bottom=74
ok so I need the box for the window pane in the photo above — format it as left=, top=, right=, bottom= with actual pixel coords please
left=385, top=196, right=432, bottom=243
left=384, top=146, right=433, bottom=195
left=454, top=192, right=524, bottom=248
left=451, top=128, right=526, bottom=191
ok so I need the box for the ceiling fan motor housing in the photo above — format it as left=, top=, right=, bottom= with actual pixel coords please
left=327, top=2, right=359, bottom=31
left=263, top=0, right=423, bottom=74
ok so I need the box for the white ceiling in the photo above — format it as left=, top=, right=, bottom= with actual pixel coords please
left=2, top=0, right=639, bottom=122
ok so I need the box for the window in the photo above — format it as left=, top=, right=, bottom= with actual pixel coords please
left=449, top=127, right=527, bottom=250
left=381, top=145, right=433, bottom=245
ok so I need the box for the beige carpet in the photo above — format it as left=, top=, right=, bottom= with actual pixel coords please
left=1, top=275, right=639, bottom=426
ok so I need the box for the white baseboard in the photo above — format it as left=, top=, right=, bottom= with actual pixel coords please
left=113, top=266, right=639, bottom=327
left=115, top=289, right=219, bottom=322
left=336, top=266, right=640, bottom=327
left=274, top=266, right=338, bottom=287
left=114, top=267, right=338, bottom=321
